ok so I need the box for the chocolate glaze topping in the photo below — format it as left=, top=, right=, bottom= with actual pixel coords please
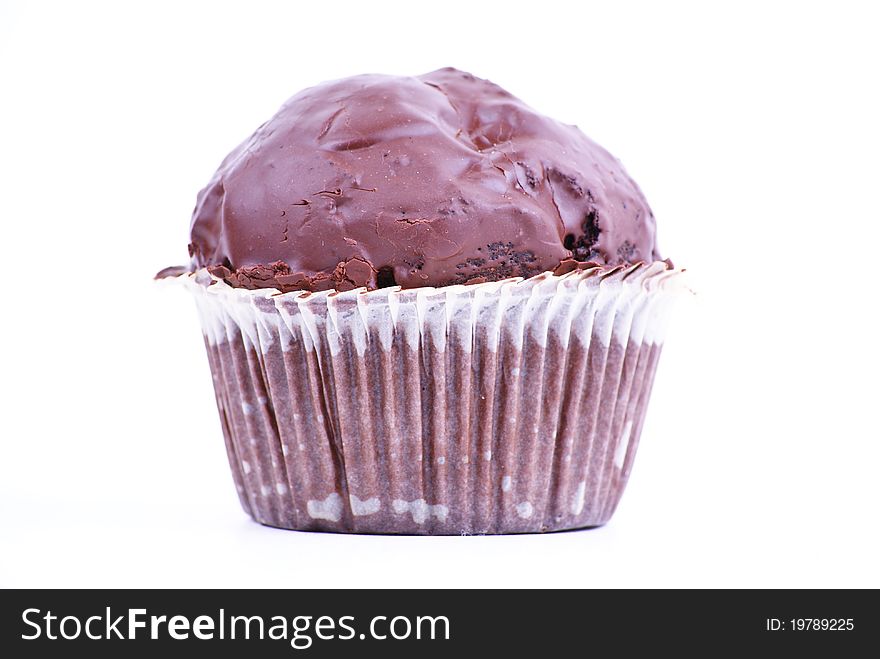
left=185, top=68, right=661, bottom=292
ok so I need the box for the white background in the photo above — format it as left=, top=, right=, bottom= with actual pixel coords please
left=1, top=0, right=878, bottom=588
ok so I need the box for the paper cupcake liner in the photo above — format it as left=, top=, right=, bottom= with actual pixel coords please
left=176, top=262, right=684, bottom=534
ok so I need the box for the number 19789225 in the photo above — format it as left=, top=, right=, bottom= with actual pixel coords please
left=766, top=619, right=854, bottom=631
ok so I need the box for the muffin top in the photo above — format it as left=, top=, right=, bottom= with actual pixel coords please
left=186, top=67, right=660, bottom=292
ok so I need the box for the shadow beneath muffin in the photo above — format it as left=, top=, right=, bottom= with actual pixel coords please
left=248, top=518, right=607, bottom=537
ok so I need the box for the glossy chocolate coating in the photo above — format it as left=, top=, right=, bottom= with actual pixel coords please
left=187, top=68, right=660, bottom=291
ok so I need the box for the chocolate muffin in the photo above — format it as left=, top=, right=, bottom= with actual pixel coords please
left=161, top=67, right=683, bottom=534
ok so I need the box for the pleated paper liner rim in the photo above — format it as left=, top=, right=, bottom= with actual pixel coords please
left=161, top=259, right=687, bottom=300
